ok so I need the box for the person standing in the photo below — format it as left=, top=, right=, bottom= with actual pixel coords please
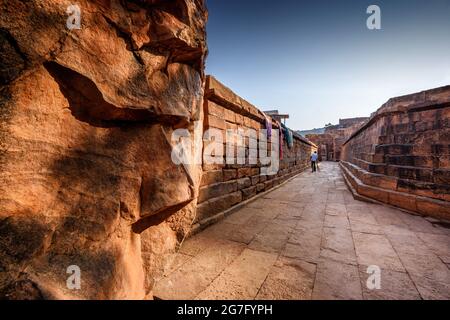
left=311, top=151, right=319, bottom=173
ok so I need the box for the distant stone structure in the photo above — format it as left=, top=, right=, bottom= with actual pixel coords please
left=306, top=118, right=369, bottom=161
left=341, top=86, right=450, bottom=219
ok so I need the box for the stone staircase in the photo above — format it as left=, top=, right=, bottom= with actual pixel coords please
left=340, top=87, right=450, bottom=220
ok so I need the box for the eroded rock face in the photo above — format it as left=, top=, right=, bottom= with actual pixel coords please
left=0, top=0, right=207, bottom=299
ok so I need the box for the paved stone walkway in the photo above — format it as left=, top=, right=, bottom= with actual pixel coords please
left=153, top=162, right=450, bottom=300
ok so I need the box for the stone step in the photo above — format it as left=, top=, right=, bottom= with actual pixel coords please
left=384, top=155, right=450, bottom=168
left=378, top=128, right=449, bottom=145
left=359, top=152, right=384, bottom=164
left=353, top=157, right=447, bottom=185
left=374, top=144, right=414, bottom=156
left=344, top=160, right=450, bottom=201
left=340, top=161, right=450, bottom=220
left=378, top=134, right=417, bottom=145
left=380, top=120, right=449, bottom=137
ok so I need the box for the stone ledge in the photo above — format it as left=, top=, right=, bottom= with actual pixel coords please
left=340, top=162, right=450, bottom=221
left=344, top=160, right=450, bottom=202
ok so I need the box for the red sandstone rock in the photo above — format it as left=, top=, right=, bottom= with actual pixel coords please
left=0, top=0, right=207, bottom=299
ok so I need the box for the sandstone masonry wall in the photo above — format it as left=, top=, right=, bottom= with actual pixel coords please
left=194, top=76, right=317, bottom=230
left=341, top=86, right=450, bottom=220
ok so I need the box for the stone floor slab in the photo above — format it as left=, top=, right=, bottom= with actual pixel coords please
left=248, top=221, right=291, bottom=253
left=256, top=257, right=316, bottom=300
left=409, top=274, right=450, bottom=300
left=353, top=233, right=405, bottom=272
left=195, top=249, right=278, bottom=300
left=312, top=258, right=363, bottom=300
left=324, top=215, right=350, bottom=229
left=320, top=227, right=357, bottom=265
left=349, top=220, right=385, bottom=235
left=154, top=239, right=245, bottom=300
left=358, top=265, right=421, bottom=300
left=416, top=232, right=450, bottom=264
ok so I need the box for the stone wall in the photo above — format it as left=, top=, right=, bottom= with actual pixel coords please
left=194, top=76, right=317, bottom=230
left=307, top=118, right=368, bottom=161
left=0, top=0, right=207, bottom=300
left=306, top=133, right=334, bottom=161
left=326, top=118, right=368, bottom=160
left=341, top=86, right=450, bottom=220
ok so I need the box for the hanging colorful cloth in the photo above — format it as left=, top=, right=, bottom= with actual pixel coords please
left=281, top=123, right=294, bottom=149
left=279, top=126, right=283, bottom=160
left=263, top=113, right=272, bottom=140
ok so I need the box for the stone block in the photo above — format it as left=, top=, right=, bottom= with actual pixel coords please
left=388, top=191, right=417, bottom=212
left=357, top=184, right=389, bottom=203
left=205, top=114, right=227, bottom=130
left=223, top=169, right=238, bottom=181
left=242, top=186, right=257, bottom=200
left=237, top=177, right=252, bottom=190
left=196, top=191, right=243, bottom=223
left=224, top=108, right=236, bottom=123
left=205, top=100, right=224, bottom=118
left=264, top=180, right=274, bottom=190
left=198, top=181, right=238, bottom=203
left=256, top=183, right=266, bottom=193
left=237, top=167, right=252, bottom=178
left=416, top=198, right=450, bottom=220
left=200, top=170, right=223, bottom=187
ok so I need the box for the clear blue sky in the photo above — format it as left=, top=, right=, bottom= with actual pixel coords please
left=205, top=0, right=450, bottom=130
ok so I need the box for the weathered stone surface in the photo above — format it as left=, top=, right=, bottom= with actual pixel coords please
left=285, top=226, right=322, bottom=263
left=198, top=181, right=238, bottom=203
left=248, top=222, right=291, bottom=253
left=352, top=233, right=405, bottom=272
left=237, top=177, right=252, bottom=190
left=237, top=167, right=252, bottom=179
left=153, top=239, right=245, bottom=300
left=223, top=169, right=238, bottom=181
left=196, top=249, right=277, bottom=300
left=312, top=258, right=363, bottom=300
left=256, top=257, right=316, bottom=300
left=196, top=191, right=243, bottom=222
left=0, top=0, right=208, bottom=300
left=358, top=265, right=421, bottom=300
left=320, top=227, right=357, bottom=265
left=242, top=186, right=257, bottom=200
left=251, top=175, right=260, bottom=185
left=200, top=170, right=223, bottom=187
left=416, top=232, right=450, bottom=263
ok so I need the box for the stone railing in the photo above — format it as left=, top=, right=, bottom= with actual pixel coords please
left=341, top=86, right=450, bottom=220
